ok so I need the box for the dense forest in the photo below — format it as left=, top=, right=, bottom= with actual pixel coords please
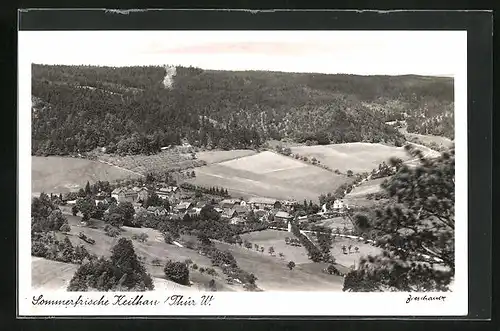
left=32, top=64, right=454, bottom=156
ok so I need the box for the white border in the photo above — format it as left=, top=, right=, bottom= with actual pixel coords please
left=18, top=30, right=467, bottom=317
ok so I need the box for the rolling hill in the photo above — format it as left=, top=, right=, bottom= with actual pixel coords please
left=31, top=64, right=453, bottom=156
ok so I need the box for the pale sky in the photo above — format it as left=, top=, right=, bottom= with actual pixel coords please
left=19, top=30, right=466, bottom=76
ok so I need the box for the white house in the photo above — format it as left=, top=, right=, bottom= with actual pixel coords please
left=332, top=199, right=348, bottom=211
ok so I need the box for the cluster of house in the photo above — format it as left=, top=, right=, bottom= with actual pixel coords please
left=65, top=183, right=350, bottom=225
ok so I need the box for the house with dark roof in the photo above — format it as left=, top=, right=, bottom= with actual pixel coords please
left=146, top=206, right=167, bottom=216
left=248, top=197, right=282, bottom=210
left=112, top=188, right=138, bottom=203
left=230, top=217, right=246, bottom=225
left=219, top=198, right=241, bottom=209
left=174, top=201, right=193, bottom=213
left=274, top=211, right=293, bottom=223
left=234, top=204, right=249, bottom=216
left=221, top=208, right=237, bottom=219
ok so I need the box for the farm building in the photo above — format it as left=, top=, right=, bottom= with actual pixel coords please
left=188, top=207, right=202, bottom=216
left=230, top=217, right=245, bottom=225
left=274, top=211, right=293, bottom=223
left=195, top=201, right=209, bottom=208
left=146, top=206, right=167, bottom=216
left=132, top=186, right=150, bottom=202
left=156, top=186, right=178, bottom=200
left=248, top=197, right=282, bottom=210
left=219, top=198, right=242, bottom=209
left=174, top=201, right=193, bottom=213
left=111, top=188, right=138, bottom=203
left=332, top=199, right=348, bottom=211
left=234, top=204, right=250, bottom=216
left=221, top=208, right=237, bottom=219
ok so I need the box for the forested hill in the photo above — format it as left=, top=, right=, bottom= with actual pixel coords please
left=31, top=64, right=454, bottom=156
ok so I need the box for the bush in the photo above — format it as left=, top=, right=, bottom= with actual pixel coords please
left=207, top=279, right=217, bottom=291
left=132, top=233, right=149, bottom=243
left=206, top=268, right=217, bottom=276
left=164, top=260, right=190, bottom=285
left=192, top=264, right=198, bottom=270
left=151, top=258, right=162, bottom=266
left=59, top=223, right=71, bottom=233
left=104, top=224, right=120, bottom=237
left=164, top=232, right=173, bottom=244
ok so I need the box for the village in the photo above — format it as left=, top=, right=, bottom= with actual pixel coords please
left=60, top=179, right=352, bottom=232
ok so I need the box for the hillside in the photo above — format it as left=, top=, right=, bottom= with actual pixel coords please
left=31, top=64, right=453, bottom=156
left=186, top=151, right=352, bottom=202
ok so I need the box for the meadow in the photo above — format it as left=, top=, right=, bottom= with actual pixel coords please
left=240, top=230, right=311, bottom=264
left=187, top=151, right=351, bottom=202
left=33, top=214, right=345, bottom=291
left=290, top=142, right=409, bottom=173
left=196, top=149, right=257, bottom=164
left=96, top=149, right=204, bottom=174
left=32, top=156, right=139, bottom=194
left=213, top=241, right=344, bottom=291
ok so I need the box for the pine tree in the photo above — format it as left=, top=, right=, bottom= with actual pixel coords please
left=84, top=181, right=91, bottom=196
left=343, top=145, right=455, bottom=292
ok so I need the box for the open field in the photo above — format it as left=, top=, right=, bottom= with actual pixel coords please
left=328, top=236, right=383, bottom=269
left=240, top=230, right=311, bottom=264
left=315, top=217, right=355, bottom=233
left=187, top=151, right=351, bottom=202
left=32, top=257, right=196, bottom=291
left=343, top=177, right=390, bottom=208
left=290, top=143, right=409, bottom=173
left=50, top=215, right=242, bottom=292
left=96, top=149, right=204, bottom=175
left=196, top=149, right=257, bottom=164
left=32, top=156, right=139, bottom=194
left=32, top=257, right=80, bottom=291
left=213, top=240, right=344, bottom=291
left=400, top=128, right=454, bottom=150
left=38, top=215, right=345, bottom=291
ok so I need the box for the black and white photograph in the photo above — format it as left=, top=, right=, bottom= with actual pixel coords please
left=18, top=19, right=471, bottom=316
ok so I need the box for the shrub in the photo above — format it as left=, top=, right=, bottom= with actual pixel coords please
left=206, top=268, right=217, bottom=276
left=192, top=264, right=198, bottom=270
left=164, top=260, right=190, bottom=286
left=59, top=223, right=71, bottom=233
left=104, top=224, right=120, bottom=237
left=132, top=233, right=149, bottom=243
left=207, top=279, right=217, bottom=291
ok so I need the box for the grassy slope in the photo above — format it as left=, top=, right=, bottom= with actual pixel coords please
left=196, top=150, right=258, bottom=164
left=187, top=151, right=351, bottom=202
left=213, top=240, right=344, bottom=291
left=290, top=143, right=409, bottom=173
left=32, top=156, right=139, bottom=194
left=36, top=215, right=344, bottom=291
left=51, top=215, right=240, bottom=292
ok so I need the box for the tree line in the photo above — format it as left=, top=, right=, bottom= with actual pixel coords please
left=31, top=65, right=452, bottom=156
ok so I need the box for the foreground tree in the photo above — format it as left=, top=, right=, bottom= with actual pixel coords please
left=76, top=197, right=96, bottom=223
left=343, top=145, right=455, bottom=292
left=68, top=238, right=154, bottom=291
left=164, top=260, right=190, bottom=285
